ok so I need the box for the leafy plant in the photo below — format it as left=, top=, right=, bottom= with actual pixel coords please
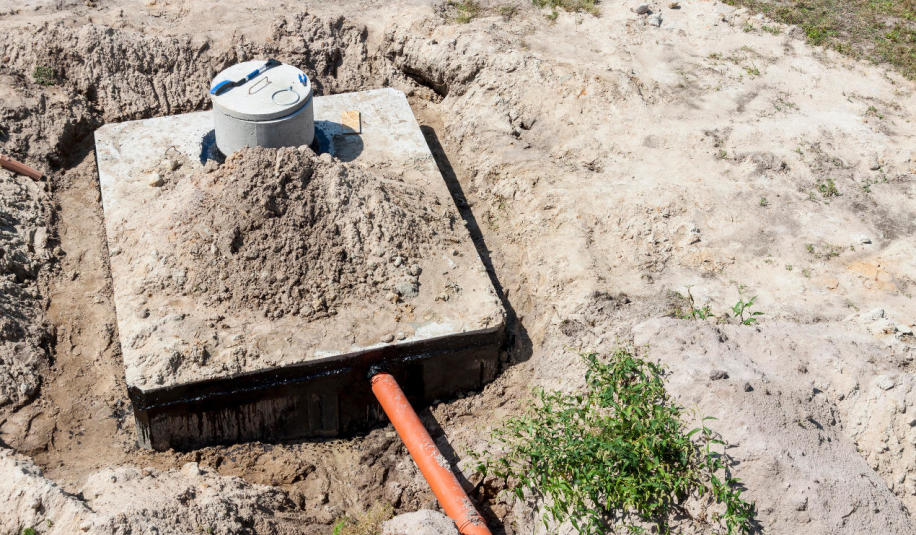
left=476, top=350, right=756, bottom=535
left=22, top=529, right=37, bottom=535
left=32, top=65, right=57, bottom=86
left=674, top=288, right=713, bottom=320
left=816, top=178, right=839, bottom=197
left=730, top=294, right=762, bottom=326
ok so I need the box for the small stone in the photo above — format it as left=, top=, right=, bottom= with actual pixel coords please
left=29, top=496, right=42, bottom=510
left=709, top=369, right=729, bottom=380
left=80, top=521, right=92, bottom=532
left=386, top=292, right=400, bottom=304
left=392, top=255, right=404, bottom=267
left=876, top=375, right=896, bottom=391
left=396, top=332, right=407, bottom=341
left=648, top=13, right=663, bottom=26
left=381, top=334, right=394, bottom=343
left=408, top=264, right=422, bottom=277
left=896, top=324, right=913, bottom=336
left=394, top=280, right=419, bottom=299
left=166, top=158, right=180, bottom=171
left=870, top=160, right=882, bottom=171
left=866, top=308, right=885, bottom=320
left=137, top=308, right=150, bottom=319
left=668, top=1, right=680, bottom=8
left=181, top=462, right=202, bottom=476
left=857, top=236, right=872, bottom=245
left=743, top=382, right=754, bottom=392
left=634, top=3, right=650, bottom=15
left=148, top=173, right=164, bottom=187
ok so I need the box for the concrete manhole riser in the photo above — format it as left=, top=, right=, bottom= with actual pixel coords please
left=94, top=88, right=506, bottom=451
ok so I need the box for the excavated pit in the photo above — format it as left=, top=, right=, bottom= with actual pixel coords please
left=94, top=89, right=505, bottom=450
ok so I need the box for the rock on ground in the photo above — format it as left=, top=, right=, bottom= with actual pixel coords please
left=382, top=509, right=459, bottom=535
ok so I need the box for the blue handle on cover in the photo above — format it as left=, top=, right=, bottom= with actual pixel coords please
left=209, top=80, right=232, bottom=95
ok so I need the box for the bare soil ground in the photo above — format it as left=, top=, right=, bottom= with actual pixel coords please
left=1, top=1, right=915, bottom=534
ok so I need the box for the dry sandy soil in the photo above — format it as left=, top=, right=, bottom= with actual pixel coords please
left=1, top=0, right=915, bottom=533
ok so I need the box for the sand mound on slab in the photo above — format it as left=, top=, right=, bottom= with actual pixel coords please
left=150, top=146, right=460, bottom=321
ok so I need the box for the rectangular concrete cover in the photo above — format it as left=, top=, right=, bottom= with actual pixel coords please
left=94, top=89, right=505, bottom=450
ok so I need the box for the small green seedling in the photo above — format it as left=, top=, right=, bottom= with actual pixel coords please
left=731, top=294, right=762, bottom=325
left=675, top=288, right=714, bottom=320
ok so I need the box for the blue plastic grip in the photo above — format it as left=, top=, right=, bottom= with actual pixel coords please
left=209, top=80, right=232, bottom=95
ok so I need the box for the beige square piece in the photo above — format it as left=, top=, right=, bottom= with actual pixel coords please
left=340, top=109, right=361, bottom=134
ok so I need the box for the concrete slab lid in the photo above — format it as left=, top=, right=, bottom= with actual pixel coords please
left=209, top=60, right=312, bottom=121
left=94, top=88, right=506, bottom=393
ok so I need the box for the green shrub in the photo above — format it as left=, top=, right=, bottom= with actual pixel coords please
left=476, top=350, right=755, bottom=534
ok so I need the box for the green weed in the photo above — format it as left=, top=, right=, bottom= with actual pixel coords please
left=32, top=65, right=57, bottom=86
left=730, top=293, right=762, bottom=326
left=450, top=0, right=482, bottom=23
left=674, top=288, right=714, bottom=320
left=816, top=178, right=839, bottom=197
left=476, top=350, right=755, bottom=535
left=759, top=196, right=769, bottom=207
left=498, top=5, right=518, bottom=19
left=532, top=0, right=600, bottom=17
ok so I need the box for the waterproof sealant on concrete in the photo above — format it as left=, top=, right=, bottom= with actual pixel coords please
left=94, top=89, right=505, bottom=450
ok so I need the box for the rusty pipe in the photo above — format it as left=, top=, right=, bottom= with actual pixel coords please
left=370, top=371, right=492, bottom=535
left=0, top=154, right=42, bottom=180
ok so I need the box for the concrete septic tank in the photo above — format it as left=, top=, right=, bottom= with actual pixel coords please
left=209, top=60, right=315, bottom=155
left=94, top=88, right=505, bottom=450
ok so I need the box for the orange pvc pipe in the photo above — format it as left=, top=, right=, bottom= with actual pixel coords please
left=0, top=154, right=43, bottom=180
left=370, top=372, right=492, bottom=535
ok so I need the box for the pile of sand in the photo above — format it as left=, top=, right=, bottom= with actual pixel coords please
left=0, top=170, right=54, bottom=409
left=155, top=146, right=459, bottom=321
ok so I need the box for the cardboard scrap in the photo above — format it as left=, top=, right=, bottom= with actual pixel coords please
left=341, top=110, right=361, bottom=134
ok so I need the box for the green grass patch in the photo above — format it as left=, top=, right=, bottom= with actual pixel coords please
left=32, top=65, right=57, bottom=86
left=475, top=349, right=756, bottom=535
left=533, top=0, right=600, bottom=17
left=449, top=0, right=482, bottom=23
left=723, top=0, right=916, bottom=79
